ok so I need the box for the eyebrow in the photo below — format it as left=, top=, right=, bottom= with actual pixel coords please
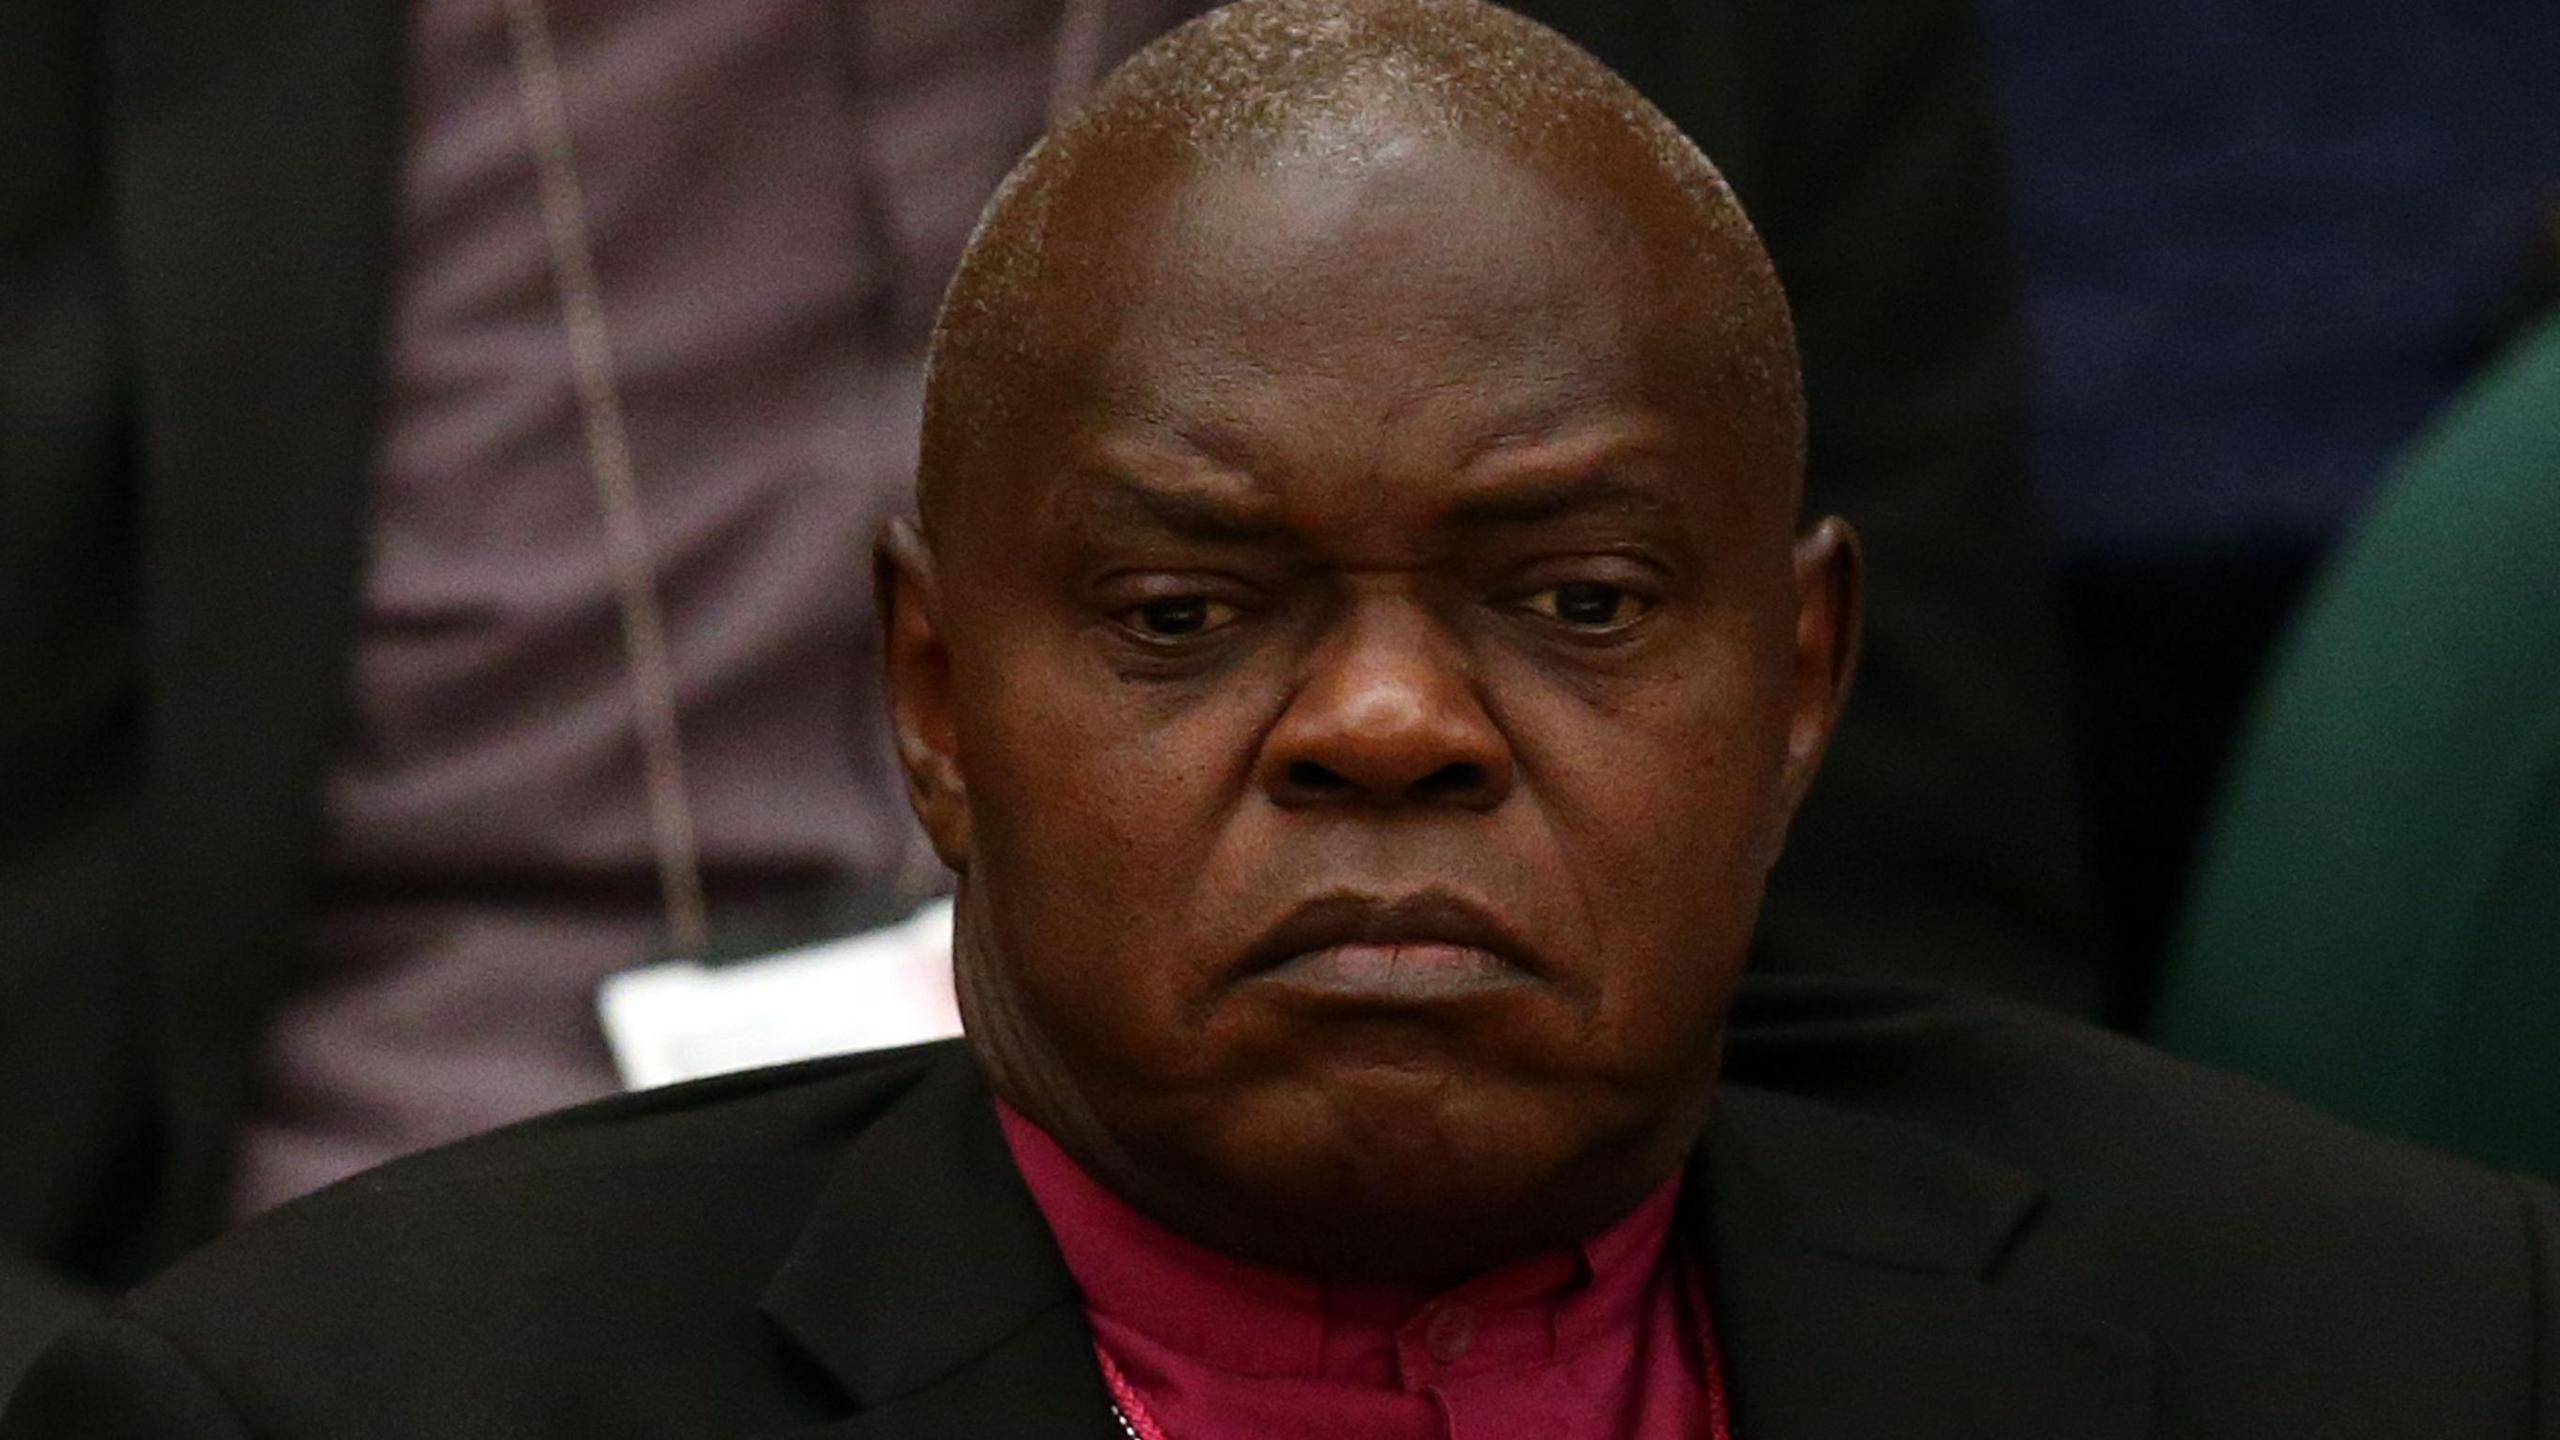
left=1064, top=472, right=1295, bottom=546
left=1439, top=470, right=1674, bottom=531
left=1063, top=464, right=1682, bottom=552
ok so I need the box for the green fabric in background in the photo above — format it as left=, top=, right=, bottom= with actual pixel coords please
left=2154, top=313, right=2560, bottom=1178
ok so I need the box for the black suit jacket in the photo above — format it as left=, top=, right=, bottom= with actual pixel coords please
left=4, top=981, right=2553, bottom=1438
left=0, top=0, right=2097, bottom=1374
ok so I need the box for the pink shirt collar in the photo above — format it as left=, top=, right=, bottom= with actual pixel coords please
left=997, top=1101, right=1711, bottom=1410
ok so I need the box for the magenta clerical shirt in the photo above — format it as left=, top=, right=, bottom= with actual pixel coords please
left=997, top=1104, right=1733, bottom=1440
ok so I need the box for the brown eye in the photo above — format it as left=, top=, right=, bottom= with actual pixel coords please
left=1124, top=596, right=1238, bottom=638
left=1525, top=581, right=1646, bottom=630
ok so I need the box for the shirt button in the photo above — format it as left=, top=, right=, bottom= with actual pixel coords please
left=1424, top=1304, right=1478, bottom=1366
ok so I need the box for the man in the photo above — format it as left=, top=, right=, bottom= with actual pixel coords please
left=1, top=0, right=2097, bottom=1387
left=7, top=4, right=2549, bottom=1434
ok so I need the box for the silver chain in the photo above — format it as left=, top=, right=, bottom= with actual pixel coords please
left=499, top=0, right=712, bottom=957
left=493, top=0, right=1113, bottom=959
left=1050, top=0, right=1111, bottom=124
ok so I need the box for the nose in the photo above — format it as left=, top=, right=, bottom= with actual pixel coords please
left=1258, top=596, right=1515, bottom=811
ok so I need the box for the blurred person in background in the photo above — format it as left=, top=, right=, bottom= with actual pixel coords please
left=2153, top=303, right=2560, bottom=1180
left=1973, top=0, right=2560, bottom=1006
left=1, top=0, right=1212, bottom=1385
left=0, top=0, right=2096, bottom=1391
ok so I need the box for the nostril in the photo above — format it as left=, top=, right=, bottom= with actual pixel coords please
left=1286, top=760, right=1349, bottom=793
left=1273, top=758, right=1500, bottom=806
left=1411, top=762, right=1486, bottom=801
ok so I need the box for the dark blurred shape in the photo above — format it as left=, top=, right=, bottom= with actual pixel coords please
left=2154, top=311, right=2560, bottom=1180
left=1976, top=0, right=2560, bottom=1003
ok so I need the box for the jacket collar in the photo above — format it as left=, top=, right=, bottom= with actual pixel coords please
left=756, top=1046, right=2153, bottom=1440
left=757, top=1048, right=1120, bottom=1440
left=1699, top=1085, right=2154, bottom=1440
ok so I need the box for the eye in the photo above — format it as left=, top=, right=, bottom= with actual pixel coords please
left=1522, top=580, right=1649, bottom=631
left=1119, top=595, right=1240, bottom=639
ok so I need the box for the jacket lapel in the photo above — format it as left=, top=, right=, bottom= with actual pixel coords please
left=1699, top=1087, right=2155, bottom=1440
left=757, top=1050, right=1120, bottom=1440
left=102, top=0, right=411, bottom=1249
left=751, top=1047, right=2156, bottom=1439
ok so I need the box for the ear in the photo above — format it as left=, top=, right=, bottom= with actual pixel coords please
left=876, top=517, right=973, bottom=870
left=1778, top=515, right=1862, bottom=821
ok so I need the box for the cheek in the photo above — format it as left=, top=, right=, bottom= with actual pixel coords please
left=959, top=634, right=1258, bottom=872
left=950, top=631, right=1267, bottom=1032
left=1496, top=645, right=1788, bottom=1015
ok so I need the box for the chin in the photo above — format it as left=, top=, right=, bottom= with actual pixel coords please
left=1159, top=1072, right=1671, bottom=1279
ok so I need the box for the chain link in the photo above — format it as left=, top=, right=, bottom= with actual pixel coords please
left=500, top=0, right=712, bottom=956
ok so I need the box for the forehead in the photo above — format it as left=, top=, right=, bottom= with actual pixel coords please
left=928, top=120, right=1793, bottom=563
left=1068, top=131, right=1665, bottom=406
left=993, top=132, right=1742, bottom=524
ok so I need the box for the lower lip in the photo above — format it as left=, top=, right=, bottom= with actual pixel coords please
left=1252, top=942, right=1528, bottom=1002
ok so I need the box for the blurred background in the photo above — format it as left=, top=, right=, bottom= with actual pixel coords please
left=1979, top=0, right=2560, bottom=995
left=4, top=0, right=2556, bottom=1394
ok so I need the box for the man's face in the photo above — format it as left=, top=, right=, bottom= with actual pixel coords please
left=888, top=130, right=1854, bottom=1277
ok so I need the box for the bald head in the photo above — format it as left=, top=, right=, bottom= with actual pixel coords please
left=916, top=0, right=1803, bottom=541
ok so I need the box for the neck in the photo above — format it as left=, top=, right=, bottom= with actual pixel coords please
left=995, top=1097, right=1691, bottom=1292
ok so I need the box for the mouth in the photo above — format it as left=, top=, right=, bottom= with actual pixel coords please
left=1237, top=891, right=1544, bottom=1003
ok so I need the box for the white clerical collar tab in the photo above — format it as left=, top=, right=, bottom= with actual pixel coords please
left=597, top=898, right=960, bottom=1090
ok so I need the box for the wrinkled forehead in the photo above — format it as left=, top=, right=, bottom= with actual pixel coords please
left=969, top=145, right=1764, bottom=515
left=917, top=29, right=1803, bottom=552
left=1071, top=132, right=1661, bottom=390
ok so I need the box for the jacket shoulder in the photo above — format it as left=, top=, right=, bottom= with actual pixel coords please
left=1728, top=977, right=2532, bottom=1239
left=320, top=1035, right=956, bottom=1192
left=65, top=1043, right=965, bottom=1434
left=1723, top=979, right=2559, bottom=1429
